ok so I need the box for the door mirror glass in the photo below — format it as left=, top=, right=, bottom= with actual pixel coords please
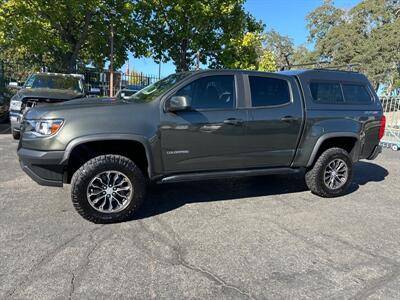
left=167, top=96, right=191, bottom=112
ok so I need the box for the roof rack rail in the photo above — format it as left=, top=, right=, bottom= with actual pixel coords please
left=279, top=61, right=360, bottom=72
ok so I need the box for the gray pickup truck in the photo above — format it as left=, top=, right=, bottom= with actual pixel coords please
left=17, top=69, right=384, bottom=223
left=9, top=72, right=85, bottom=139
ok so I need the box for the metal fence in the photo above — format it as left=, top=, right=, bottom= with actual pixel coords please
left=83, top=70, right=161, bottom=96
left=380, top=96, right=400, bottom=150
left=0, top=64, right=161, bottom=97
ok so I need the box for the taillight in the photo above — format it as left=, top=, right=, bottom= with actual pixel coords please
left=378, top=115, right=386, bottom=140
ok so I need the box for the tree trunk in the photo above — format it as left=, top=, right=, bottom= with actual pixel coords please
left=375, top=82, right=380, bottom=92
left=66, top=53, right=77, bottom=73
left=57, top=52, right=74, bottom=73
left=177, top=39, right=189, bottom=72
left=67, top=11, right=94, bottom=73
left=284, top=54, right=291, bottom=69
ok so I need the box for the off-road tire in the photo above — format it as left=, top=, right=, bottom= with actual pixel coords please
left=12, top=130, right=20, bottom=140
left=71, top=155, right=146, bottom=223
left=305, top=147, right=353, bottom=197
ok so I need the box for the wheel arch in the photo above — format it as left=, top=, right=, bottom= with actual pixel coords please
left=306, top=132, right=360, bottom=167
left=61, top=134, right=155, bottom=179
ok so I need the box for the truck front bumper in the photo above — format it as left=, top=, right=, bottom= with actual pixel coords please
left=18, top=148, right=65, bottom=187
left=367, top=145, right=382, bottom=160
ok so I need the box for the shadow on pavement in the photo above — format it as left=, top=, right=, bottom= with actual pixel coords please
left=133, top=161, right=388, bottom=220
left=352, top=161, right=389, bottom=186
left=0, top=122, right=11, bottom=134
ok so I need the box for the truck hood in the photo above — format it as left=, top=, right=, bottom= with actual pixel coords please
left=55, top=96, right=119, bottom=108
left=22, top=96, right=159, bottom=148
left=15, top=88, right=84, bottom=102
left=23, top=96, right=158, bottom=120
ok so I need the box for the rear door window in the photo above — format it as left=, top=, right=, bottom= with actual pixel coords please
left=309, top=82, right=344, bottom=104
left=249, top=76, right=291, bottom=107
left=342, top=84, right=372, bottom=103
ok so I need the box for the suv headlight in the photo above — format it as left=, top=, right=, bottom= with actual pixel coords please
left=24, top=119, right=64, bottom=137
left=10, top=100, right=22, bottom=111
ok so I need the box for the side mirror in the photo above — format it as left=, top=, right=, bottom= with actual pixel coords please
left=8, top=82, right=20, bottom=89
left=167, top=96, right=191, bottom=112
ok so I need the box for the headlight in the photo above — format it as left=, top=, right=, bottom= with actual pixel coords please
left=10, top=100, right=22, bottom=111
left=24, top=119, right=64, bottom=137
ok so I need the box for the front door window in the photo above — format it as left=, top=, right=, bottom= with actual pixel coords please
left=174, top=75, right=235, bottom=110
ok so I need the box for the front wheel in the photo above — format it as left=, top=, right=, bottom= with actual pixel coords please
left=305, top=148, right=353, bottom=197
left=71, top=155, right=146, bottom=223
left=12, top=130, right=20, bottom=140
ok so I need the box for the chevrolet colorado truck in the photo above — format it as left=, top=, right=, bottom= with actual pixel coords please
left=9, top=72, right=85, bottom=139
left=17, top=69, right=384, bottom=223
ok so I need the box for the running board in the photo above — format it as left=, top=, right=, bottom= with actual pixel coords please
left=159, top=167, right=302, bottom=184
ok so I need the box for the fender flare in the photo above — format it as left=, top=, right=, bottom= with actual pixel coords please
left=306, top=132, right=360, bottom=167
left=60, top=133, right=155, bottom=177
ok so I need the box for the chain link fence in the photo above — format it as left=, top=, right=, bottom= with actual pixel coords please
left=380, top=96, right=400, bottom=150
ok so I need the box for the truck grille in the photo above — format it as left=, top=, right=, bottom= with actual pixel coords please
left=21, top=98, right=50, bottom=113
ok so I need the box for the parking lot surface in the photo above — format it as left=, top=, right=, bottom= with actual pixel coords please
left=1, top=125, right=400, bottom=299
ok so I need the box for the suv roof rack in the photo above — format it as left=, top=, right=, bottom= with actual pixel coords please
left=279, top=61, right=360, bottom=72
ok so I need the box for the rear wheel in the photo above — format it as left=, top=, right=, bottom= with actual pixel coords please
left=71, top=154, right=146, bottom=223
left=305, top=148, right=353, bottom=197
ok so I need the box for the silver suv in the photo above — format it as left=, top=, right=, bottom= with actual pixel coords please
left=9, top=72, right=85, bottom=139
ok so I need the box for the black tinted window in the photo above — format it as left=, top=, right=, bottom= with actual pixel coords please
left=310, top=82, right=344, bottom=103
left=249, top=76, right=290, bottom=107
left=175, top=75, right=235, bottom=109
left=24, top=74, right=83, bottom=93
left=342, top=84, right=371, bottom=103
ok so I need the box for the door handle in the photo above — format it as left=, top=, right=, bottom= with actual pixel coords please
left=223, top=118, right=244, bottom=126
left=280, top=116, right=296, bottom=122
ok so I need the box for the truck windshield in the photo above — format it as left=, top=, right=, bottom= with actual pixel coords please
left=24, top=74, right=83, bottom=93
left=124, top=72, right=191, bottom=103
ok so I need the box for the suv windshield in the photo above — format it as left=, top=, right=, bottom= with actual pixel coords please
left=124, top=72, right=191, bottom=103
left=24, top=74, right=83, bottom=93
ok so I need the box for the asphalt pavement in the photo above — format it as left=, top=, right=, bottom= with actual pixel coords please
left=0, top=126, right=399, bottom=299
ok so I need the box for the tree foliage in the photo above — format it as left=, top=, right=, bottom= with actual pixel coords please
left=263, top=30, right=315, bottom=70
left=264, top=30, right=294, bottom=68
left=136, top=0, right=265, bottom=72
left=0, top=0, right=147, bottom=74
left=306, top=0, right=400, bottom=92
left=0, top=0, right=267, bottom=75
left=215, top=32, right=276, bottom=71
